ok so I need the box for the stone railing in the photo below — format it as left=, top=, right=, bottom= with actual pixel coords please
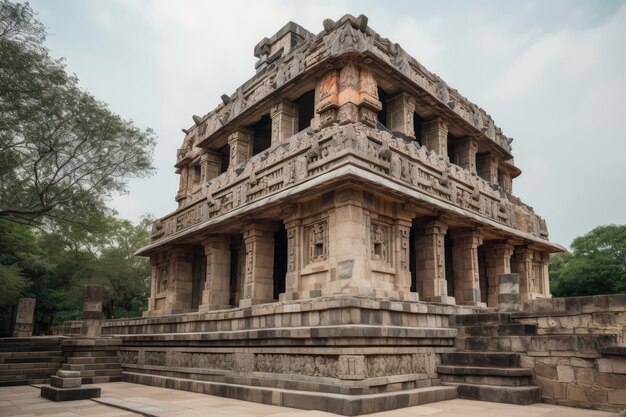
left=151, top=124, right=547, bottom=244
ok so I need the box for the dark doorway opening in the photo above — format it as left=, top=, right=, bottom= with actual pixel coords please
left=413, top=112, right=423, bottom=145
left=409, top=226, right=417, bottom=292
left=445, top=235, right=455, bottom=298
left=377, top=87, right=388, bottom=128
left=228, top=236, right=243, bottom=307
left=296, top=90, right=315, bottom=132
left=250, top=115, right=272, bottom=156
left=478, top=244, right=487, bottom=304
left=218, top=144, right=229, bottom=173
left=273, top=224, right=288, bottom=300
left=191, top=246, right=206, bottom=310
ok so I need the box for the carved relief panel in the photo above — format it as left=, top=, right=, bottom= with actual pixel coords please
left=370, top=221, right=390, bottom=263
left=305, top=220, right=328, bottom=264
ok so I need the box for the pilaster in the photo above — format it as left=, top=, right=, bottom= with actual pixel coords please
left=483, top=240, right=514, bottom=307
left=415, top=220, right=455, bottom=304
left=512, top=246, right=533, bottom=301
left=240, top=221, right=277, bottom=307
left=454, top=137, right=477, bottom=174
left=199, top=236, right=231, bottom=311
left=270, top=100, right=299, bottom=145
left=392, top=217, right=413, bottom=295
left=386, top=93, right=415, bottom=137
left=201, top=150, right=222, bottom=183
left=450, top=228, right=485, bottom=306
left=228, top=127, right=254, bottom=166
left=421, top=117, right=448, bottom=158
left=477, top=153, right=499, bottom=184
left=167, top=247, right=194, bottom=313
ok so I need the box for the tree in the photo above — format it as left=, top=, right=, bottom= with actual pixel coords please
left=0, top=0, right=156, bottom=228
left=550, top=225, right=626, bottom=297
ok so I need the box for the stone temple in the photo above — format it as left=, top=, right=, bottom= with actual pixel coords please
left=7, top=15, right=625, bottom=416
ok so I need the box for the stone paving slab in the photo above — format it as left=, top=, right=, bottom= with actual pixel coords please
left=0, top=382, right=619, bottom=417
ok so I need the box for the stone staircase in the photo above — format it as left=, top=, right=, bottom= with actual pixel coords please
left=438, top=313, right=541, bottom=405
left=61, top=338, right=123, bottom=384
left=0, top=336, right=63, bottom=386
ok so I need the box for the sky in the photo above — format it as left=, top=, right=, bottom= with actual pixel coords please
left=29, top=0, right=626, bottom=249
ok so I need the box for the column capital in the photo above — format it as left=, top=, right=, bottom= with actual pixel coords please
left=424, top=220, right=448, bottom=235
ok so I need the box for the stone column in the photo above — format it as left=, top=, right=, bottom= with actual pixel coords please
left=483, top=240, right=514, bottom=307
left=240, top=221, right=277, bottom=307
left=200, top=236, right=231, bottom=311
left=386, top=93, right=415, bottom=138
left=477, top=153, right=499, bottom=184
left=540, top=251, right=551, bottom=298
left=228, top=127, right=254, bottom=166
left=393, top=217, right=413, bottom=295
left=329, top=189, right=368, bottom=293
left=201, top=150, right=222, bottom=183
left=421, top=117, right=448, bottom=158
left=316, top=70, right=339, bottom=127
left=511, top=246, right=533, bottom=301
left=270, top=100, right=299, bottom=145
left=415, top=221, right=455, bottom=304
left=81, top=285, right=104, bottom=337
left=175, top=166, right=188, bottom=204
left=146, top=256, right=158, bottom=315
left=13, top=298, right=35, bottom=337
left=337, top=61, right=360, bottom=125
left=498, top=273, right=521, bottom=312
left=450, top=229, right=485, bottom=306
left=284, top=218, right=303, bottom=294
left=454, top=137, right=477, bottom=174
left=167, top=247, right=194, bottom=313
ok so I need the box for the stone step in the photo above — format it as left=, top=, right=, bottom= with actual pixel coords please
left=0, top=344, right=61, bottom=352
left=0, top=361, right=62, bottom=370
left=451, top=313, right=512, bottom=327
left=0, top=355, right=63, bottom=364
left=0, top=366, right=60, bottom=377
left=454, top=336, right=516, bottom=352
left=442, top=382, right=541, bottom=405
left=456, top=324, right=537, bottom=337
left=62, top=362, right=122, bottom=371
left=66, top=356, right=120, bottom=365
left=437, top=365, right=533, bottom=387
left=440, top=352, right=519, bottom=368
left=122, top=371, right=457, bottom=416
left=82, top=375, right=123, bottom=384
left=67, top=368, right=122, bottom=378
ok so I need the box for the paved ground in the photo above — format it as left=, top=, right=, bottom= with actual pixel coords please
left=0, top=382, right=618, bottom=417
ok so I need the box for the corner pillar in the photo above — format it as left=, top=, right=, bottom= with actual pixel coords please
left=240, top=221, right=277, bottom=307
left=455, top=137, right=478, bottom=174
left=450, top=228, right=485, bottom=306
left=270, top=100, right=299, bottom=145
left=228, top=127, right=254, bottom=166
left=393, top=217, right=413, bottom=296
left=167, top=247, right=194, bottom=313
left=421, top=117, right=448, bottom=158
left=477, top=153, right=499, bottom=184
left=200, top=236, right=231, bottom=311
left=201, top=150, right=222, bottom=183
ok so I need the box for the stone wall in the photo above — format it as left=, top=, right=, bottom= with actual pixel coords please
left=505, top=295, right=625, bottom=411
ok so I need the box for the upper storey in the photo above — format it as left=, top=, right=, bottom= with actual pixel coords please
left=174, top=15, right=519, bottom=202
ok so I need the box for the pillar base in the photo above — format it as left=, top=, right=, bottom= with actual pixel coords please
left=423, top=296, right=456, bottom=305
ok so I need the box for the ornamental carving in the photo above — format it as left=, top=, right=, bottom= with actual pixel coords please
left=306, top=220, right=328, bottom=264
left=370, top=221, right=389, bottom=262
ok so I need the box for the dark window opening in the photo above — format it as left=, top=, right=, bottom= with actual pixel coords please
left=218, top=144, right=229, bottom=174
left=447, top=134, right=459, bottom=165
left=377, top=87, right=388, bottom=128
left=478, top=245, right=487, bottom=304
left=250, top=115, right=272, bottom=156
left=228, top=242, right=240, bottom=307
left=191, top=246, right=206, bottom=310
left=409, top=226, right=417, bottom=292
left=296, top=90, right=315, bottom=132
left=445, top=235, right=454, bottom=297
left=413, top=112, right=423, bottom=145
left=193, top=164, right=202, bottom=183
left=273, top=223, right=288, bottom=300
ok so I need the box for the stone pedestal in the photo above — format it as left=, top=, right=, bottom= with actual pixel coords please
left=41, top=370, right=101, bottom=401
left=81, top=285, right=103, bottom=338
left=13, top=298, right=35, bottom=337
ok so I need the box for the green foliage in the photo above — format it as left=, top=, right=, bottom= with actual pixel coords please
left=550, top=225, right=626, bottom=297
left=0, top=0, right=156, bottom=229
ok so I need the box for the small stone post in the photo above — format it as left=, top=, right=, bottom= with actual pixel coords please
left=13, top=298, right=36, bottom=337
left=80, top=285, right=104, bottom=337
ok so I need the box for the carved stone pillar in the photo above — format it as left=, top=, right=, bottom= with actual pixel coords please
left=81, top=285, right=104, bottom=337
left=477, top=153, right=499, bottom=184
left=200, top=236, right=231, bottom=311
left=330, top=189, right=368, bottom=293
left=540, top=251, right=551, bottom=298
left=316, top=70, right=339, bottom=127
left=13, top=298, right=35, bottom=337
left=337, top=62, right=360, bottom=125
left=357, top=66, right=382, bottom=127
left=146, top=256, right=158, bottom=314
left=228, top=127, right=254, bottom=166
left=386, top=93, right=415, bottom=137
left=270, top=100, right=299, bottom=145
left=450, top=229, right=485, bottom=306
left=240, top=221, right=277, bottom=307
left=483, top=240, right=514, bottom=307
left=511, top=246, right=533, bottom=301
left=167, top=247, right=194, bottom=313
left=455, top=137, right=477, bottom=174
left=175, top=166, right=188, bottom=204
left=393, top=217, right=412, bottom=295
left=415, top=221, right=455, bottom=304
left=284, top=218, right=302, bottom=294
left=421, top=117, right=448, bottom=158
left=201, top=150, right=222, bottom=183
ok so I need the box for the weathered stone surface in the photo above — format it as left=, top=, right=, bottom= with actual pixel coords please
left=40, top=385, right=101, bottom=401
left=13, top=298, right=36, bottom=337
